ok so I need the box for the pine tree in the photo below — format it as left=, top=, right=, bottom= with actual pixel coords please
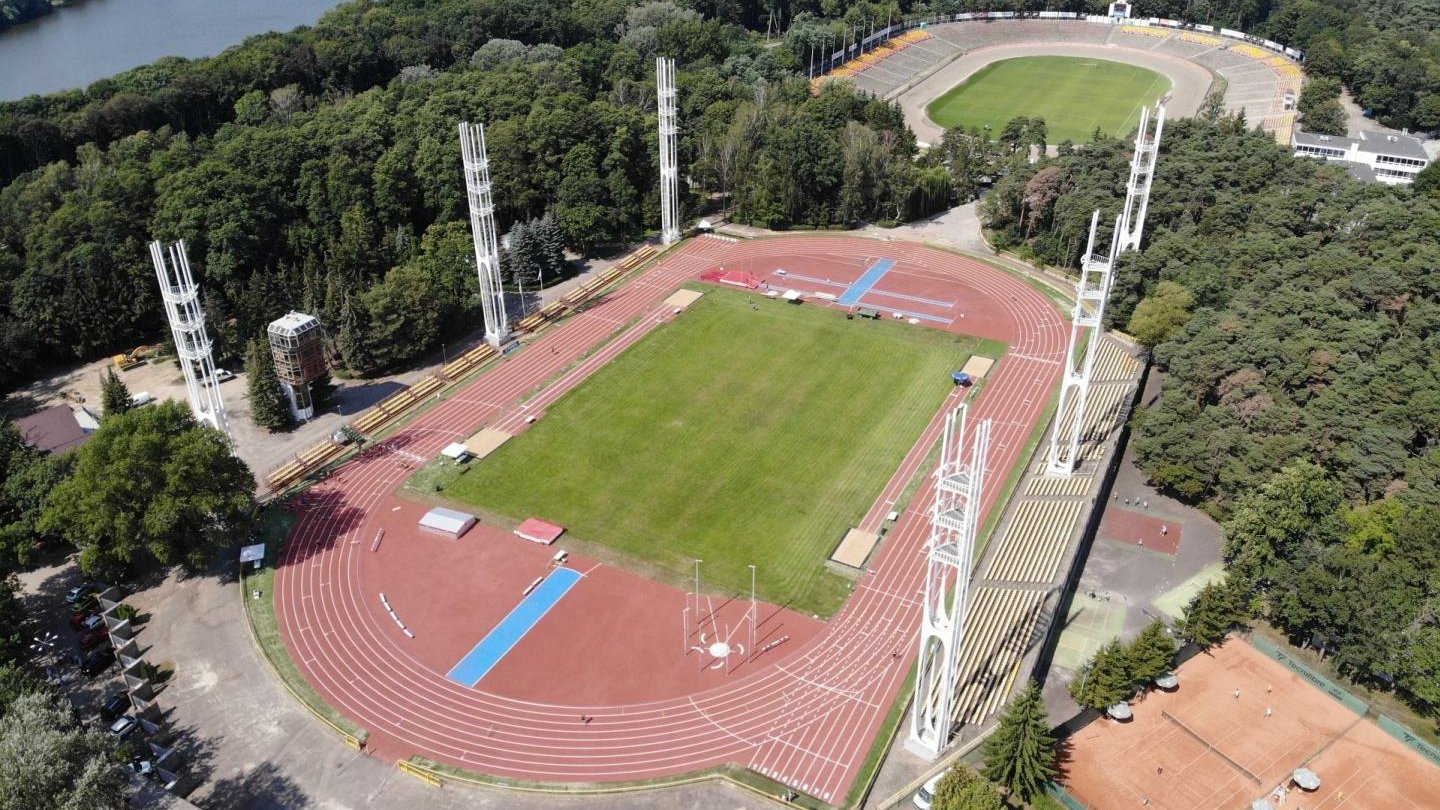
left=535, top=212, right=567, bottom=281
left=1127, top=619, right=1179, bottom=684
left=99, top=368, right=131, bottom=417
left=932, top=765, right=1005, bottom=810
left=245, top=337, right=292, bottom=431
left=1070, top=638, right=1133, bottom=710
left=334, top=295, right=374, bottom=375
left=310, top=371, right=336, bottom=411
left=982, top=680, right=1057, bottom=802
left=1179, top=579, right=1247, bottom=648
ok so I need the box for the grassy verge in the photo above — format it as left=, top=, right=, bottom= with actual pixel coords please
left=410, top=757, right=827, bottom=806
left=240, top=504, right=368, bottom=743
left=842, top=661, right=919, bottom=809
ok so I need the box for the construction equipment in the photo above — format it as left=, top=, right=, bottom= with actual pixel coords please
left=112, top=344, right=160, bottom=371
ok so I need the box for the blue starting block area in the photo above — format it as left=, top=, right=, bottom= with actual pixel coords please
left=838, top=259, right=895, bottom=306
left=447, top=567, right=582, bottom=687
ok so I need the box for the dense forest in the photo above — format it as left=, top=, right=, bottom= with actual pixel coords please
left=987, top=113, right=1440, bottom=715
left=0, top=0, right=946, bottom=392
left=0, top=0, right=52, bottom=31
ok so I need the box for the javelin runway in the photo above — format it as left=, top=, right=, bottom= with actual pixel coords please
left=274, top=235, right=1067, bottom=802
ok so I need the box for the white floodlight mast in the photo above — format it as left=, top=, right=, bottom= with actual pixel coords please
left=459, top=121, right=508, bottom=346
left=907, top=404, right=992, bottom=759
left=149, top=239, right=231, bottom=441
left=657, top=56, right=681, bottom=245
left=1045, top=105, right=1164, bottom=476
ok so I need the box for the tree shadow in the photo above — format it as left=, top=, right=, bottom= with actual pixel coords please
left=1051, top=735, right=1078, bottom=783
left=202, top=761, right=312, bottom=810
left=333, top=380, right=404, bottom=415
left=146, top=721, right=219, bottom=792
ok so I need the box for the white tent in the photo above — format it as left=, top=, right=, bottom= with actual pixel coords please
left=419, top=507, right=476, bottom=538
left=441, top=442, right=471, bottom=461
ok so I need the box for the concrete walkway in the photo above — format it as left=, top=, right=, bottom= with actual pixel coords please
left=1039, top=368, right=1225, bottom=725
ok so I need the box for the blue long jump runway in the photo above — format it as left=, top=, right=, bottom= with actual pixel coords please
left=447, top=567, right=582, bottom=687
left=838, top=259, right=895, bottom=306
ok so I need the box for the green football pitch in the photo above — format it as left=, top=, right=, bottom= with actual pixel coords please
left=926, top=56, right=1169, bottom=144
left=444, top=288, right=1003, bottom=616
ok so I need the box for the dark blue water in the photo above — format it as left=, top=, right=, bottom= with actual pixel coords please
left=0, top=0, right=343, bottom=100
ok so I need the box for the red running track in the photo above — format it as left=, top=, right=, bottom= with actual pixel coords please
left=274, top=236, right=1067, bottom=803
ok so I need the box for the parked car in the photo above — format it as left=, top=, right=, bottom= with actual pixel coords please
left=210, top=369, right=236, bottom=383
left=108, top=715, right=139, bottom=739
left=81, top=648, right=115, bottom=676
left=128, top=392, right=154, bottom=407
left=65, top=582, right=98, bottom=605
left=913, top=770, right=947, bottom=810
left=69, top=609, right=97, bottom=630
left=78, top=629, right=108, bottom=650
left=99, top=692, right=129, bottom=722
left=81, top=613, right=105, bottom=632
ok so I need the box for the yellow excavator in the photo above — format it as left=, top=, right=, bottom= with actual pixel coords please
left=111, top=344, right=161, bottom=371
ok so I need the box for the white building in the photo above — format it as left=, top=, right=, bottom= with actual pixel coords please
left=1292, top=129, right=1430, bottom=185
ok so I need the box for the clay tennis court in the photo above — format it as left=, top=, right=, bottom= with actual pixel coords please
left=1063, top=637, right=1440, bottom=809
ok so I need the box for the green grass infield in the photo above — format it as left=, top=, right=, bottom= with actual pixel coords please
left=926, top=56, right=1169, bottom=144
left=444, top=287, right=1004, bottom=616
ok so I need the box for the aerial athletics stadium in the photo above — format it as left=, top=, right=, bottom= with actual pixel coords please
left=260, top=10, right=1294, bottom=807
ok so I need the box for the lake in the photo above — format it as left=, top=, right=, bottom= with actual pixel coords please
left=0, top=0, right=343, bottom=101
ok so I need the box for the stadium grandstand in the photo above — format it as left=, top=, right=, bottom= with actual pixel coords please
left=820, top=16, right=1303, bottom=145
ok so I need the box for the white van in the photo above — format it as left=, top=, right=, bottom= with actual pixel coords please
left=128, top=392, right=154, bottom=407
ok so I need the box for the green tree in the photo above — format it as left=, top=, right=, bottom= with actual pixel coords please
left=999, top=116, right=1030, bottom=153
left=1298, top=76, right=1348, bottom=136
left=1179, top=579, right=1247, bottom=649
left=1127, top=619, right=1179, bottom=685
left=0, top=423, right=71, bottom=573
left=39, top=402, right=255, bottom=576
left=1413, top=161, right=1440, bottom=197
left=245, top=337, right=292, bottom=431
left=99, top=368, right=131, bottom=418
left=932, top=765, right=1005, bottom=810
left=0, top=575, right=27, bottom=665
left=360, top=264, right=442, bottom=373
left=0, top=691, right=126, bottom=809
left=503, top=214, right=568, bottom=289
left=554, top=143, right=611, bottom=252
left=1399, top=624, right=1440, bottom=711
left=981, top=680, right=1056, bottom=802
left=1126, top=280, right=1194, bottom=348
left=1070, top=638, right=1133, bottom=710
left=1223, top=462, right=1344, bottom=587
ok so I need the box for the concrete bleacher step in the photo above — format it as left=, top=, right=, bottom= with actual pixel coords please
left=985, top=499, right=1084, bottom=584
left=949, top=586, right=1046, bottom=724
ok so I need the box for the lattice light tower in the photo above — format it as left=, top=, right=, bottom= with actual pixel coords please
left=149, top=239, right=231, bottom=440
left=459, top=121, right=508, bottom=346
left=1045, top=105, right=1164, bottom=476
left=656, top=56, right=680, bottom=245
left=908, top=404, right=992, bottom=759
